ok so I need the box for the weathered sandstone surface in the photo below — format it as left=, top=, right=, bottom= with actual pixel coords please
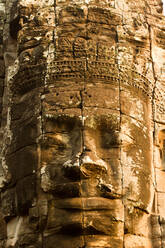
left=0, top=0, right=165, bottom=247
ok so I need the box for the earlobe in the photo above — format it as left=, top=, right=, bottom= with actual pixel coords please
left=10, top=16, right=21, bottom=41
left=158, top=130, right=165, bottom=170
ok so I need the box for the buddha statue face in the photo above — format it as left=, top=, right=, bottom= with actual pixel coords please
left=40, top=83, right=152, bottom=247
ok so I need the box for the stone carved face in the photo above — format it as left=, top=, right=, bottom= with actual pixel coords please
left=40, top=84, right=152, bottom=247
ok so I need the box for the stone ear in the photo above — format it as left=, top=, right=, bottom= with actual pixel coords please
left=158, top=130, right=165, bottom=170
left=9, top=16, right=21, bottom=41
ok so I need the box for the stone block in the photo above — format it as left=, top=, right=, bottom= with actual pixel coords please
left=7, top=216, right=40, bottom=247
left=43, top=234, right=84, bottom=248
left=16, top=175, right=36, bottom=215
left=121, top=115, right=152, bottom=208
left=87, top=7, right=122, bottom=25
left=11, top=89, right=41, bottom=121
left=157, top=192, right=165, bottom=217
left=120, top=87, right=151, bottom=123
left=150, top=214, right=162, bottom=248
left=124, top=234, right=152, bottom=248
left=82, top=84, right=119, bottom=110
left=0, top=78, right=4, bottom=97
left=8, top=117, right=41, bottom=154
left=155, top=168, right=165, bottom=192
left=43, top=234, right=123, bottom=248
left=125, top=207, right=151, bottom=238
left=6, top=145, right=38, bottom=185
left=1, top=187, right=16, bottom=220
left=0, top=59, right=5, bottom=77
left=43, top=89, right=81, bottom=110
left=0, top=212, right=7, bottom=240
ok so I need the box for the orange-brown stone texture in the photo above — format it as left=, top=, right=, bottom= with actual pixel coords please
left=0, top=0, right=165, bottom=247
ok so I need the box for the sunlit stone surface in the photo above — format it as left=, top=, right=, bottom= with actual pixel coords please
left=0, top=0, right=165, bottom=247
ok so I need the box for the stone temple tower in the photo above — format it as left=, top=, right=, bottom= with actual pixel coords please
left=0, top=0, right=165, bottom=247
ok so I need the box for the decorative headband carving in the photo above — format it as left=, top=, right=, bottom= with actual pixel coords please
left=12, top=59, right=154, bottom=97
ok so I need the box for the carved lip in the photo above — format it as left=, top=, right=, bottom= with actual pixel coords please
left=54, top=197, right=121, bottom=210
left=52, top=182, right=122, bottom=199
left=48, top=198, right=124, bottom=236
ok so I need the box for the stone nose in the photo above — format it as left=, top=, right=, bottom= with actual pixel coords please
left=79, top=129, right=108, bottom=177
left=80, top=154, right=108, bottom=178
left=63, top=149, right=108, bottom=180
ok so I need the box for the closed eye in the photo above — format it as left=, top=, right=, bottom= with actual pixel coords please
left=42, top=135, right=68, bottom=150
left=100, top=130, right=119, bottom=149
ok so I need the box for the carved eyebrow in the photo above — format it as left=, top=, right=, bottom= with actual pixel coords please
left=98, top=118, right=118, bottom=129
left=54, top=115, right=82, bottom=126
left=45, top=115, right=82, bottom=133
left=42, top=137, right=67, bottom=148
left=85, top=115, right=119, bottom=131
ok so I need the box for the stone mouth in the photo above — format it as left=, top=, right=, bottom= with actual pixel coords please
left=56, top=223, right=107, bottom=236
left=51, top=182, right=122, bottom=200
left=46, top=197, right=123, bottom=236
left=54, top=197, right=121, bottom=211
left=49, top=178, right=123, bottom=199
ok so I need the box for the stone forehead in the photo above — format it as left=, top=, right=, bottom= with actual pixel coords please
left=43, top=82, right=149, bottom=110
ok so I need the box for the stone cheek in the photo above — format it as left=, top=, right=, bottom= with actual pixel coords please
left=0, top=0, right=165, bottom=248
